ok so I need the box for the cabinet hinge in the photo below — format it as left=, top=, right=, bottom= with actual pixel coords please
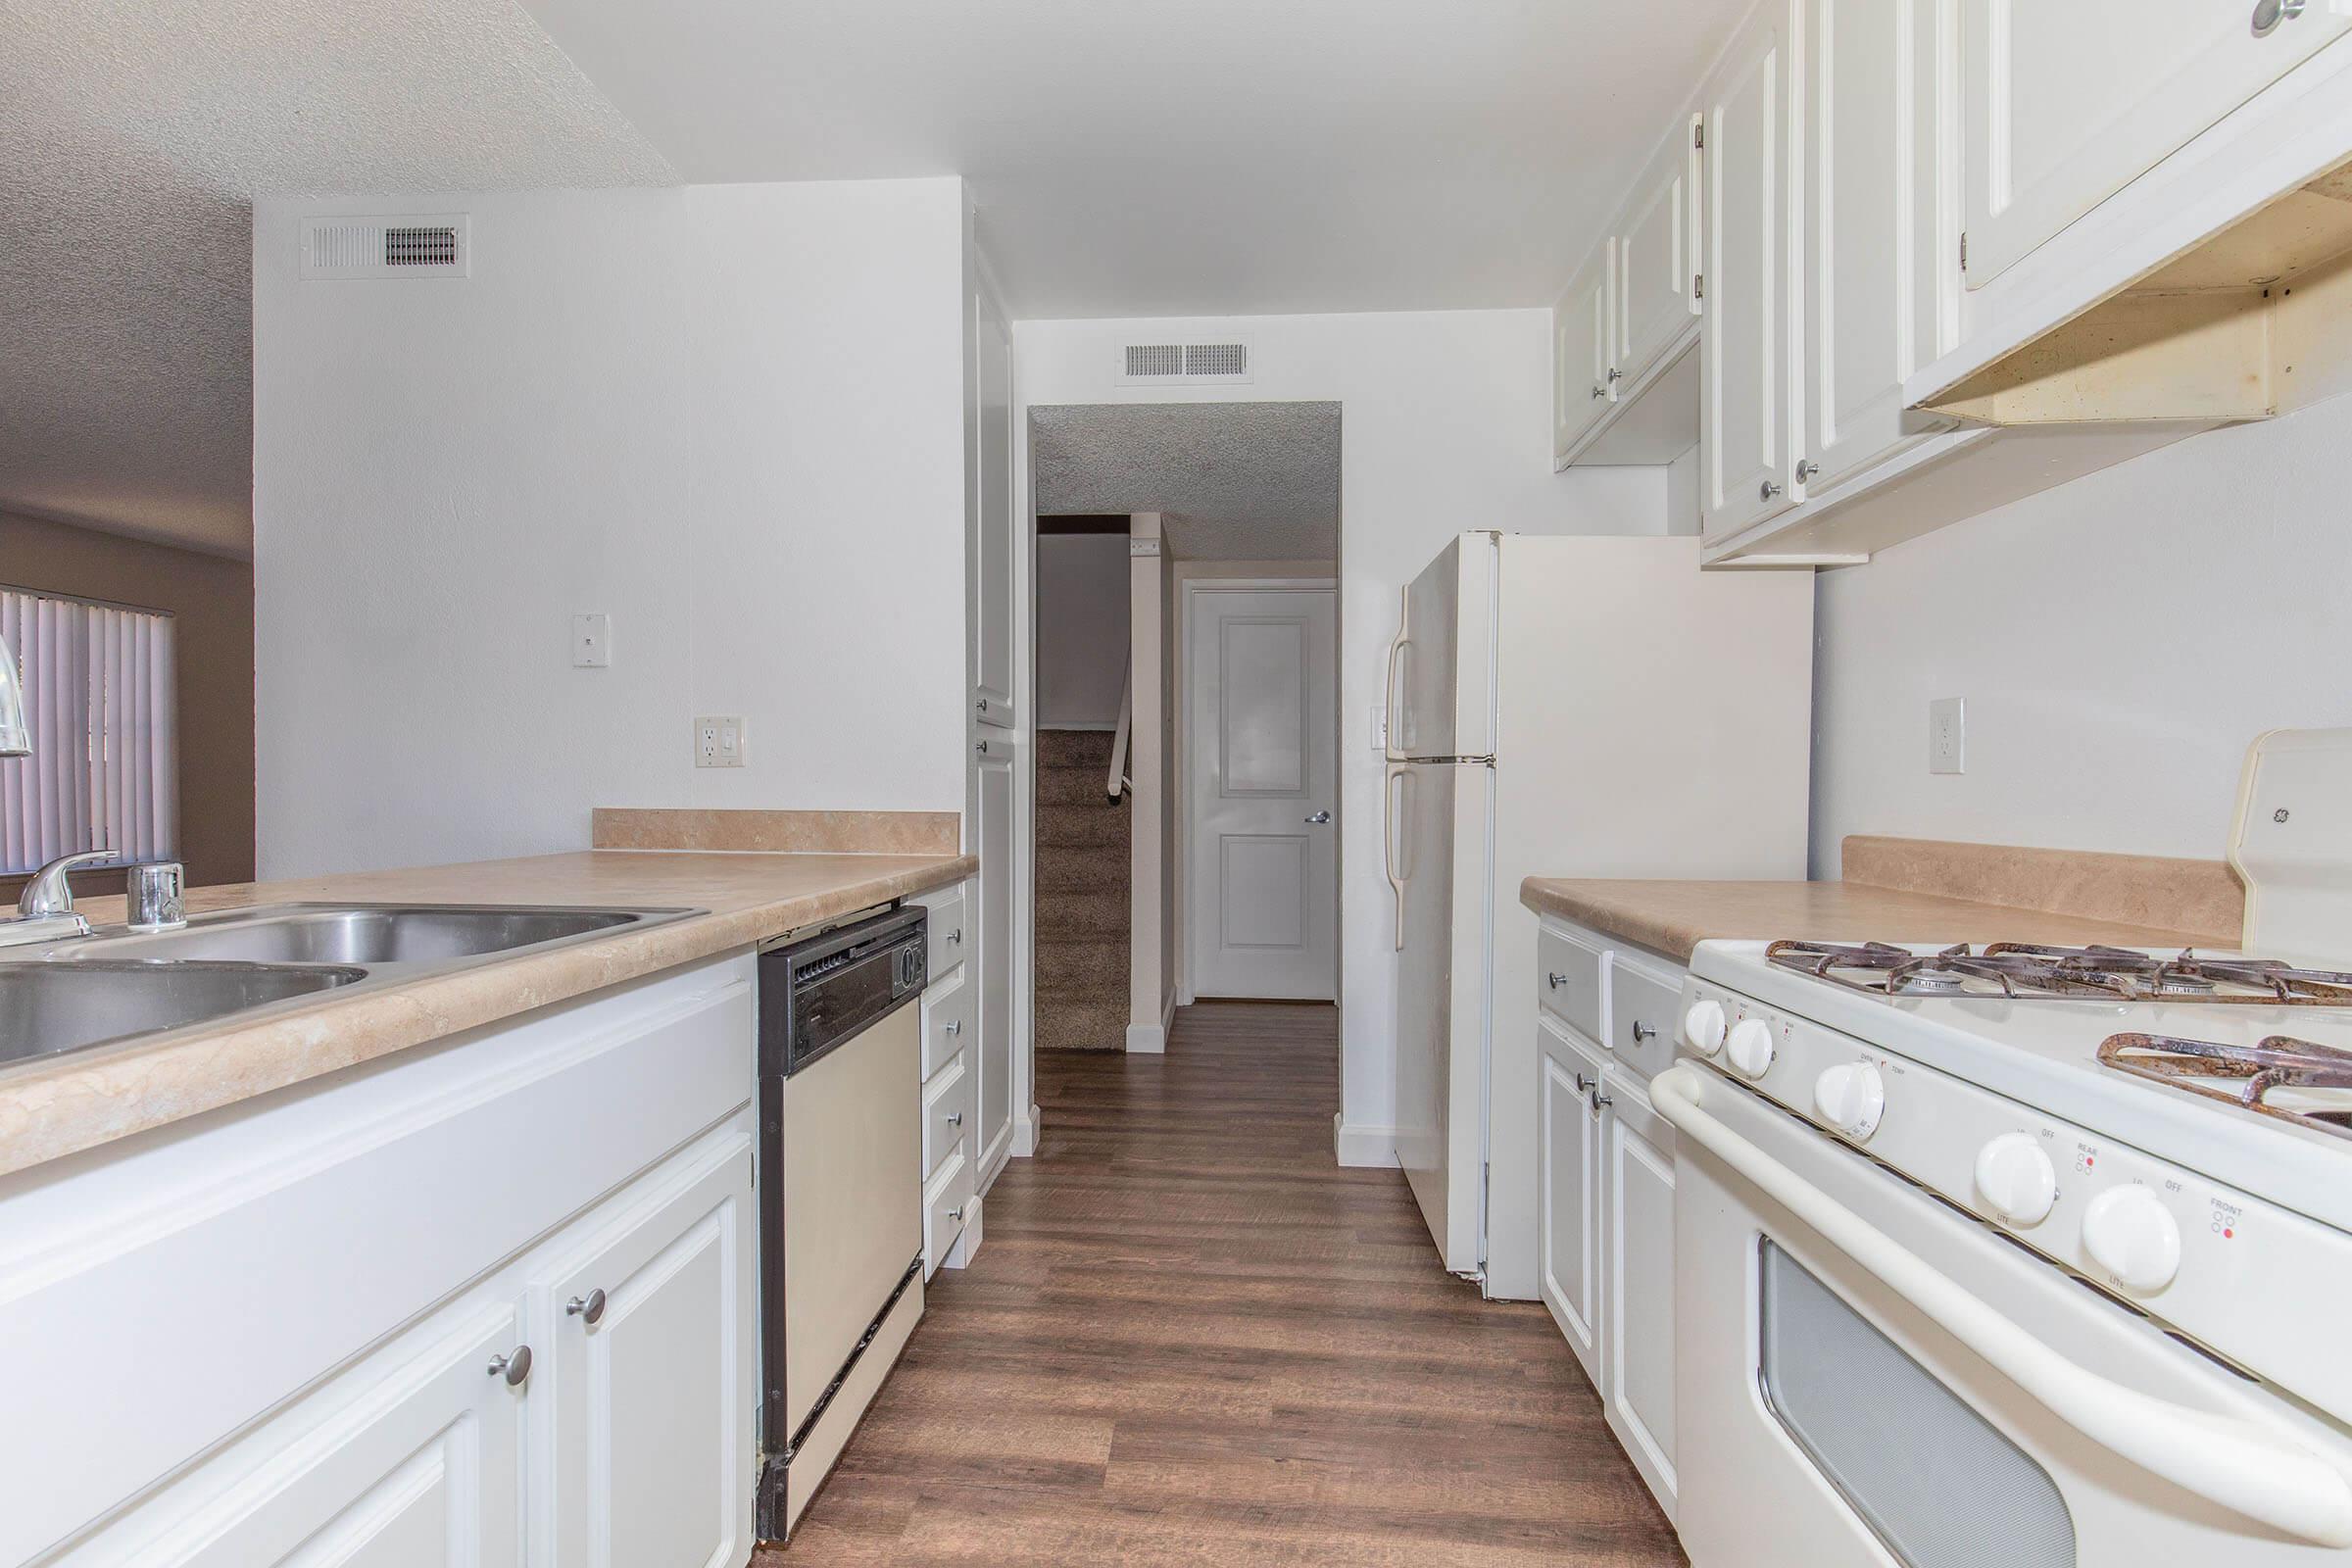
left=1692, top=272, right=1704, bottom=300
left=1693, top=123, right=1704, bottom=150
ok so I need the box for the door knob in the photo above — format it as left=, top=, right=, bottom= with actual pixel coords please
left=1305, top=810, right=1332, bottom=824
left=565, top=1289, right=607, bottom=1326
left=487, top=1346, right=532, bottom=1387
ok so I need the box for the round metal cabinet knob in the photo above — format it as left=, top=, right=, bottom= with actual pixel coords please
left=1628, top=1018, right=1659, bottom=1046
left=1683, top=999, right=1727, bottom=1056
left=1974, top=1133, right=2058, bottom=1226
left=945, top=1019, right=962, bottom=1036
left=948, top=927, right=963, bottom=946
left=948, top=1206, right=964, bottom=1222
left=976, top=698, right=990, bottom=712
left=947, top=1110, right=963, bottom=1126
left=2253, top=0, right=2308, bottom=34
left=2082, top=1185, right=2182, bottom=1293
left=1795, top=459, right=1821, bottom=482
left=1760, top=479, right=1784, bottom=502
left=1725, top=1017, right=1775, bottom=1078
left=1546, top=971, right=1570, bottom=991
left=566, top=1289, right=608, bottom=1326
left=487, top=1346, right=533, bottom=1387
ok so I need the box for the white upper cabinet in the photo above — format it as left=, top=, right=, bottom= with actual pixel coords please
left=1617, top=118, right=1703, bottom=392
left=1962, top=0, right=2352, bottom=288
left=1798, top=0, right=1953, bottom=495
left=1700, top=0, right=1798, bottom=543
left=1551, top=245, right=1617, bottom=464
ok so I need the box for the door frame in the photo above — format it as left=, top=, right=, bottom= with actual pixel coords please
left=1174, top=573, right=1341, bottom=1005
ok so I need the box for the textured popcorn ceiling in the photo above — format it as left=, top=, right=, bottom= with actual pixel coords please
left=1031, top=403, right=1340, bottom=562
left=0, top=0, right=675, bottom=555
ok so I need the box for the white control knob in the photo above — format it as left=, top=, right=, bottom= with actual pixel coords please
left=2082, top=1185, right=2181, bottom=1293
left=1812, top=1061, right=1886, bottom=1140
left=1973, top=1133, right=2057, bottom=1226
left=1725, top=1017, right=1775, bottom=1078
left=1683, top=999, right=1727, bottom=1056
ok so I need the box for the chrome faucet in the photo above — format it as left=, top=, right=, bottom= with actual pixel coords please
left=1, top=850, right=112, bottom=949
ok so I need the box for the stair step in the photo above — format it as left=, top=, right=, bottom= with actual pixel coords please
left=1035, top=804, right=1129, bottom=849
left=1035, top=888, right=1129, bottom=940
left=1036, top=855, right=1129, bottom=894
left=1035, top=939, right=1127, bottom=991
left=1038, top=767, right=1124, bottom=805
left=1033, top=996, right=1131, bottom=1053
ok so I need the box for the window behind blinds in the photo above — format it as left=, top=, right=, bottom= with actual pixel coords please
left=0, top=588, right=177, bottom=876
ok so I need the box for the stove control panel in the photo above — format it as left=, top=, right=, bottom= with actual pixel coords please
left=1678, top=976, right=2352, bottom=1422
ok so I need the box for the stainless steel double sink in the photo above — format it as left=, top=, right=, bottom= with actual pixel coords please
left=0, top=904, right=699, bottom=1069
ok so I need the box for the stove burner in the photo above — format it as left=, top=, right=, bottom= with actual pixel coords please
left=2099, top=1032, right=2352, bottom=1141
left=1765, top=939, right=2352, bottom=1004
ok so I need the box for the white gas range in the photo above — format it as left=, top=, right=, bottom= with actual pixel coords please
left=1655, top=728, right=2352, bottom=1568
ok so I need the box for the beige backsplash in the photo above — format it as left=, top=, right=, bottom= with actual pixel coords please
left=1840, top=835, right=2244, bottom=948
left=593, top=808, right=960, bottom=857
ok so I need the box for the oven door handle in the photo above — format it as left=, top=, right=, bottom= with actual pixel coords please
left=1653, top=1065, right=2352, bottom=1548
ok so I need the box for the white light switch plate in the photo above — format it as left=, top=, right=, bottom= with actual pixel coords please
left=1929, top=697, right=1965, bottom=775
left=695, top=715, right=747, bottom=768
left=571, top=612, right=612, bottom=667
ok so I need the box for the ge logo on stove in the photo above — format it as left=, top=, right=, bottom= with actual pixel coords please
left=2275, top=807, right=2291, bottom=823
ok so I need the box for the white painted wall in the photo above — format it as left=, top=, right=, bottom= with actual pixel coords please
left=252, top=179, right=969, bottom=876
left=1014, top=310, right=1668, bottom=1153
left=1813, top=391, right=2352, bottom=874
left=1034, top=534, right=1130, bottom=728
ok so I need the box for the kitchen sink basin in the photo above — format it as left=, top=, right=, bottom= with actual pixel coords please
left=0, top=961, right=367, bottom=1067
left=66, top=904, right=674, bottom=967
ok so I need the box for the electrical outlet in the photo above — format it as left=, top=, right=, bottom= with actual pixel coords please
left=571, top=612, right=612, bottom=668
left=1370, top=706, right=1389, bottom=753
left=695, top=715, right=747, bottom=768
left=1929, top=698, right=1965, bottom=775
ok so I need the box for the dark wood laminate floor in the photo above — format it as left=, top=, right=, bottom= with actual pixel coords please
left=767, top=1003, right=1685, bottom=1566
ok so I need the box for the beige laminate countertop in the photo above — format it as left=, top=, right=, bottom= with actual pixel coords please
left=0, top=849, right=974, bottom=1177
left=1520, top=876, right=2219, bottom=964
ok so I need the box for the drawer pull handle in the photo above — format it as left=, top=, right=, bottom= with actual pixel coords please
left=566, top=1289, right=607, bottom=1326
left=945, top=1019, right=962, bottom=1036
left=1629, top=1019, right=1658, bottom=1045
left=487, top=1346, right=532, bottom=1388
left=947, top=1110, right=963, bottom=1126
left=1546, top=971, right=1569, bottom=990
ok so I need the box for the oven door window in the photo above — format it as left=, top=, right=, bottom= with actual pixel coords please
left=1759, top=1238, right=2076, bottom=1568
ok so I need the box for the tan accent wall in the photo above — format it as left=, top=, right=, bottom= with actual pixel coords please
left=0, top=512, right=254, bottom=895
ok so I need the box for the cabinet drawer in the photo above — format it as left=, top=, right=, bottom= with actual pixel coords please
left=1537, top=924, right=1605, bottom=1041
left=922, top=885, right=968, bottom=980
left=922, top=1152, right=974, bottom=1281
left=921, top=1058, right=970, bottom=1180
left=1606, top=955, right=1684, bottom=1081
left=920, top=970, right=973, bottom=1080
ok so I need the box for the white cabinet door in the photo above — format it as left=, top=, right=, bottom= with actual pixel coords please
left=542, top=1141, right=756, bottom=1568
left=1963, top=0, right=2352, bottom=287
left=971, top=280, right=1016, bottom=728
left=1604, top=1074, right=1679, bottom=1522
left=1551, top=245, right=1616, bottom=463
left=1701, top=0, right=1799, bottom=542
left=1538, top=1018, right=1606, bottom=1383
left=1801, top=0, right=1947, bottom=493
left=1616, top=117, right=1703, bottom=390
left=168, top=1306, right=527, bottom=1568
left=975, top=734, right=1015, bottom=1177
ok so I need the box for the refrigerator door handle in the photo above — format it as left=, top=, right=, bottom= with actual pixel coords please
left=1383, top=588, right=1409, bottom=762
left=1384, top=763, right=1409, bottom=951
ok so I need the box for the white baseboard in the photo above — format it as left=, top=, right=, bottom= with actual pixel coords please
left=1334, top=1113, right=1399, bottom=1168
left=1012, top=1104, right=1041, bottom=1157
left=1126, top=1023, right=1167, bottom=1054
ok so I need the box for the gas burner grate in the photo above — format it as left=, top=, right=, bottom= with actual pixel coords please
left=1764, top=939, right=2352, bottom=1004
left=2099, top=1032, right=2352, bottom=1140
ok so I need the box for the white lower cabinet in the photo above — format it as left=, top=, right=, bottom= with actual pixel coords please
left=15, top=956, right=760, bottom=1568
left=1539, top=1017, right=1606, bottom=1378
left=537, top=1139, right=757, bottom=1568
left=916, top=875, right=986, bottom=1275
left=1533, top=917, right=1680, bottom=1524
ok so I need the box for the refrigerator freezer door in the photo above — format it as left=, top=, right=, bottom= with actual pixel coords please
left=1393, top=535, right=1497, bottom=761
left=1393, top=758, right=1493, bottom=1280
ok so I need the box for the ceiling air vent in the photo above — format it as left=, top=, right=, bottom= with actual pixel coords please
left=300, top=215, right=470, bottom=279
left=1118, top=336, right=1253, bottom=385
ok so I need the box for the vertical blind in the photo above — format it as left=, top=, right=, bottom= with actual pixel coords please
left=0, top=587, right=177, bottom=876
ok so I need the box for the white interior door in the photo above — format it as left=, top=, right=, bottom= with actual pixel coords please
left=1185, top=587, right=1337, bottom=1000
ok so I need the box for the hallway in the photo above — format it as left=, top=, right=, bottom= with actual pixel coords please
left=772, top=1004, right=1685, bottom=1566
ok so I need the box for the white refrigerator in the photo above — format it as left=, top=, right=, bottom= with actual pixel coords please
left=1384, top=532, right=1813, bottom=1299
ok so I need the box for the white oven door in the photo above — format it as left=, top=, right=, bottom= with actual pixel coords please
left=1660, top=1065, right=2352, bottom=1568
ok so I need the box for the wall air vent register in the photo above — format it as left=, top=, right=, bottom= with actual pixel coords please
left=300, top=215, right=470, bottom=279
left=1119, top=338, right=1253, bottom=384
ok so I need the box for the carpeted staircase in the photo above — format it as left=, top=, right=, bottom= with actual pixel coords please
left=1034, top=729, right=1131, bottom=1052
